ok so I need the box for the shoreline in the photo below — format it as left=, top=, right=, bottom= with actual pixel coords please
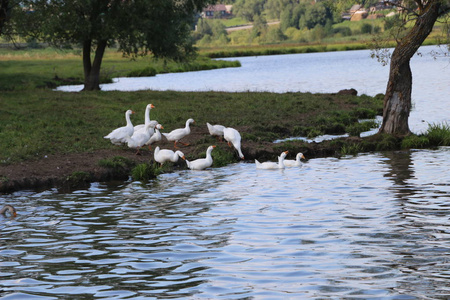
left=0, top=124, right=361, bottom=194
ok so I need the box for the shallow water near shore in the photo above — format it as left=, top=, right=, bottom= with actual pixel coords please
left=1, top=146, right=450, bottom=299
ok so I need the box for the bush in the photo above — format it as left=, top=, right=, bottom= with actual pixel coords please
left=333, top=26, right=352, bottom=37
left=361, top=23, right=373, bottom=34
left=127, top=66, right=157, bottom=77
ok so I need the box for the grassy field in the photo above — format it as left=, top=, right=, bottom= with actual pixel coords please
left=0, top=88, right=385, bottom=164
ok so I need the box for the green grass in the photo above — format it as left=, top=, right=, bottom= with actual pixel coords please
left=0, top=48, right=241, bottom=91
left=0, top=47, right=447, bottom=167
left=0, top=87, right=384, bottom=163
left=425, top=123, right=450, bottom=146
left=132, top=162, right=161, bottom=181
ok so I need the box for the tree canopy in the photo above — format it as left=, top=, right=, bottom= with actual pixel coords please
left=12, top=0, right=216, bottom=90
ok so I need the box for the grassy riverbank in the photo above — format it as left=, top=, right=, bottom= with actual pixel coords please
left=1, top=47, right=449, bottom=193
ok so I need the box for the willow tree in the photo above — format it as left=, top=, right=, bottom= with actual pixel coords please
left=18, top=0, right=215, bottom=91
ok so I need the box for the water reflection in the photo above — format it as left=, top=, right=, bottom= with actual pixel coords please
left=379, top=149, right=450, bottom=298
left=383, top=150, right=416, bottom=198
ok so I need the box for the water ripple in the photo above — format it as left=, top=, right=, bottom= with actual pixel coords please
left=1, top=147, right=449, bottom=299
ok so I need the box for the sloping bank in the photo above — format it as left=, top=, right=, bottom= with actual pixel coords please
left=1, top=89, right=448, bottom=194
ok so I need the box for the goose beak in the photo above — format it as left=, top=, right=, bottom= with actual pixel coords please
left=181, top=156, right=186, bottom=160
left=301, top=154, right=306, bottom=159
left=212, top=145, right=216, bottom=148
left=150, top=104, right=155, bottom=108
left=284, top=151, right=289, bottom=154
left=160, top=125, right=164, bottom=129
left=131, top=111, right=136, bottom=114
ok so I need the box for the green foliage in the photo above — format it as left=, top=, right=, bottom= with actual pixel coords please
left=233, top=0, right=265, bottom=22
left=63, top=171, right=92, bottom=189
left=401, top=135, right=430, bottom=149
left=127, top=67, right=157, bottom=77
left=212, top=146, right=237, bottom=167
left=346, top=121, right=378, bottom=137
left=425, top=123, right=450, bottom=146
left=132, top=162, right=161, bottom=181
left=99, top=156, right=136, bottom=177
left=340, top=143, right=363, bottom=156
left=376, top=134, right=400, bottom=151
left=361, top=23, right=373, bottom=34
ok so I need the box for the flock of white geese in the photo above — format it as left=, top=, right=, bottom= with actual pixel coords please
left=104, top=104, right=305, bottom=171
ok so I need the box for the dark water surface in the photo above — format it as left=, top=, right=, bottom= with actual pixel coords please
left=1, top=147, right=450, bottom=299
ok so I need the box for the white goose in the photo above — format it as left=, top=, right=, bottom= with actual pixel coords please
left=284, top=152, right=306, bottom=167
left=162, top=118, right=195, bottom=148
left=154, top=146, right=185, bottom=166
left=207, top=122, right=225, bottom=141
left=145, top=124, right=164, bottom=150
left=255, top=151, right=289, bottom=169
left=125, top=123, right=154, bottom=155
left=104, top=109, right=135, bottom=145
left=186, top=145, right=216, bottom=170
left=223, top=127, right=244, bottom=159
left=134, top=104, right=156, bottom=132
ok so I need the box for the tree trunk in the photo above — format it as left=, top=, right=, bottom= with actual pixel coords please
left=82, top=39, right=107, bottom=91
left=378, top=0, right=442, bottom=135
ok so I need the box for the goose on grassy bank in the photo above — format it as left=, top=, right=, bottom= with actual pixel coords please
left=223, top=127, right=244, bottom=159
left=134, top=103, right=156, bottom=132
left=104, top=109, right=135, bottom=145
left=207, top=123, right=225, bottom=141
left=163, top=118, right=195, bottom=148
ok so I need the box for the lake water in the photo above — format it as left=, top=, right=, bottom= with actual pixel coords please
left=2, top=46, right=450, bottom=299
left=57, top=45, right=450, bottom=134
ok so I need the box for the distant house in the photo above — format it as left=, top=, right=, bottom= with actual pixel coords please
left=349, top=4, right=362, bottom=14
left=351, top=10, right=368, bottom=21
left=201, top=4, right=232, bottom=19
left=347, top=4, right=369, bottom=21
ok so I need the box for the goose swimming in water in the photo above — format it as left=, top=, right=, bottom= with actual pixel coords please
left=284, top=152, right=306, bottom=167
left=185, top=145, right=216, bottom=170
left=0, top=205, right=17, bottom=217
left=154, top=146, right=185, bottom=167
left=255, top=151, right=289, bottom=169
